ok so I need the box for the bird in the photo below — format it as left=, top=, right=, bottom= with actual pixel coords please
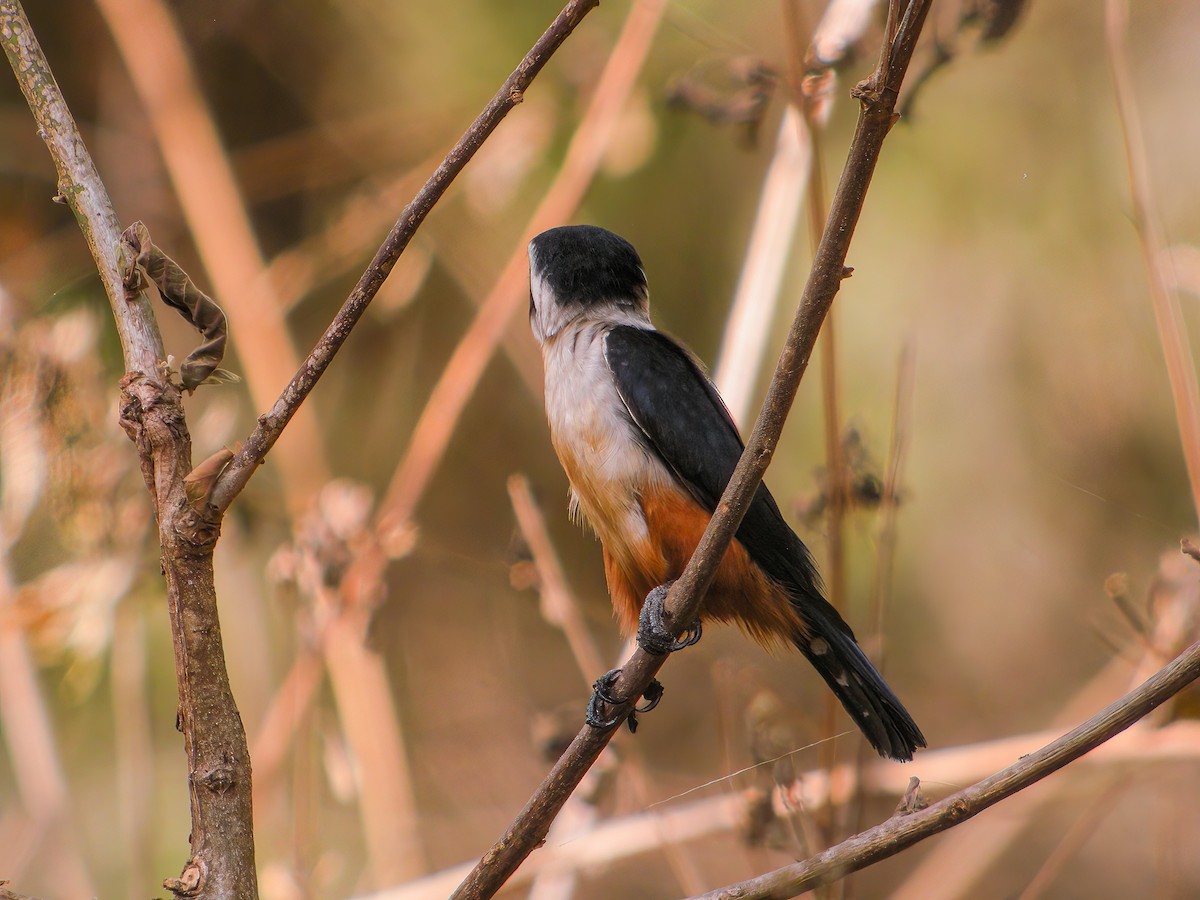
left=527, top=224, right=925, bottom=762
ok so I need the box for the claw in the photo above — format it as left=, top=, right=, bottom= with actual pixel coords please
left=585, top=669, right=665, bottom=733
left=637, top=583, right=703, bottom=656
left=585, top=670, right=624, bottom=729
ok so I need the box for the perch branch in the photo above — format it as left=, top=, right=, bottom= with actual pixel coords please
left=209, top=0, right=600, bottom=514
left=450, top=3, right=933, bottom=897
left=697, top=639, right=1200, bottom=899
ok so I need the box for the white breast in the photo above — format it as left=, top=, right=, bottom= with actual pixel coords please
left=540, top=318, right=664, bottom=565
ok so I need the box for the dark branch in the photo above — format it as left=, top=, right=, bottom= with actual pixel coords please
left=449, top=2, right=934, bottom=897
left=209, top=0, right=600, bottom=514
left=698, top=638, right=1200, bottom=899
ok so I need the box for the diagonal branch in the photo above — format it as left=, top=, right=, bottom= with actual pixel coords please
left=697, top=638, right=1200, bottom=900
left=450, top=3, right=933, bottom=897
left=0, top=0, right=163, bottom=376
left=209, top=0, right=600, bottom=514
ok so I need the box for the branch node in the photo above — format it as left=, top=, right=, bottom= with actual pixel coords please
left=1182, top=537, right=1200, bottom=564
left=198, top=763, right=238, bottom=795
left=162, top=859, right=204, bottom=897
left=176, top=506, right=222, bottom=551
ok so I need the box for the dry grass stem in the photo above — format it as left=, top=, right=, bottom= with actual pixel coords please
left=508, top=473, right=608, bottom=685
left=1105, top=0, right=1200, bottom=524
left=714, top=107, right=813, bottom=426
left=1015, top=777, right=1131, bottom=900
left=360, top=718, right=1200, bottom=900
left=376, top=0, right=668, bottom=544
left=507, top=474, right=708, bottom=897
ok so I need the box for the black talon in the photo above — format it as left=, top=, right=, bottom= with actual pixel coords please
left=637, top=583, right=703, bottom=656
left=585, top=669, right=624, bottom=729
left=636, top=678, right=664, bottom=714
left=585, top=669, right=666, bottom=733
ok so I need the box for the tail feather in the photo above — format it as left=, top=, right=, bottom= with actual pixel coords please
left=796, top=622, right=926, bottom=762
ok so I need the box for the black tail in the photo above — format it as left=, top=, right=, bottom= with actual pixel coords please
left=796, top=620, right=926, bottom=762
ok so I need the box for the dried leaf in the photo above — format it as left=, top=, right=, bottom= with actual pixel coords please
left=118, top=221, right=235, bottom=391
left=184, top=447, right=235, bottom=507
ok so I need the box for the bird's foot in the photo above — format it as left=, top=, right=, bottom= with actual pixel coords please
left=637, top=582, right=702, bottom=656
left=585, top=668, right=664, bottom=733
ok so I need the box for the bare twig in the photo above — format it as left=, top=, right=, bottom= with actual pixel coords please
left=450, top=4, right=933, bottom=896
left=1105, top=0, right=1200, bottom=524
left=696, top=640, right=1200, bottom=900
left=209, top=0, right=602, bottom=514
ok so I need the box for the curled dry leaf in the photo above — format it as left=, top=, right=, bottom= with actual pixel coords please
left=118, top=221, right=237, bottom=391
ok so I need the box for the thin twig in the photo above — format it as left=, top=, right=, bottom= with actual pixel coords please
left=696, top=639, right=1200, bottom=900
left=209, top=0, right=602, bottom=514
left=450, top=5, right=933, bottom=896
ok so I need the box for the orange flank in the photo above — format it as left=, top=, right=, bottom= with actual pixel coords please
left=603, top=483, right=807, bottom=649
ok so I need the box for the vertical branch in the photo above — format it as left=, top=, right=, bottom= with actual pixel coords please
left=3, top=3, right=258, bottom=896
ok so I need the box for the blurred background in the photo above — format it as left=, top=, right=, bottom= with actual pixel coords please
left=2, top=0, right=1199, bottom=897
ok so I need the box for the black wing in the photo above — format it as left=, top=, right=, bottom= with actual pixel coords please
left=603, top=324, right=839, bottom=628
left=605, top=325, right=927, bottom=761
